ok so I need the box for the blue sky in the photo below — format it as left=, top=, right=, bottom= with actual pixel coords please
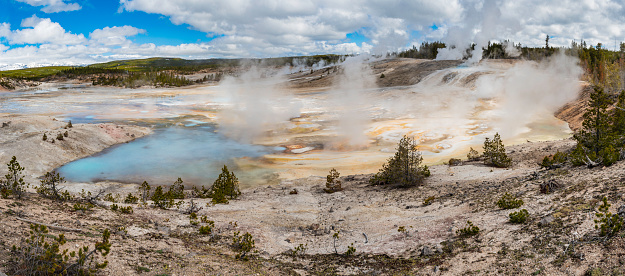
left=0, top=0, right=624, bottom=69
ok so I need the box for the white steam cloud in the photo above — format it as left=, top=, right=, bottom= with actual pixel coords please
left=436, top=0, right=521, bottom=64
left=217, top=68, right=301, bottom=143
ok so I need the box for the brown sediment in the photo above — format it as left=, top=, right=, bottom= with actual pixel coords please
left=554, top=82, right=591, bottom=132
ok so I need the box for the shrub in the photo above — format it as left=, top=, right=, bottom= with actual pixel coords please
left=42, top=133, right=47, bottom=141
left=199, top=221, right=215, bottom=235
left=37, top=171, right=72, bottom=201
left=496, top=193, right=524, bottom=209
left=509, top=209, right=529, bottom=224
left=63, top=131, right=69, bottom=138
left=103, top=193, right=118, bottom=203
left=483, top=133, right=511, bottom=168
left=151, top=186, right=174, bottom=209
left=456, top=221, right=479, bottom=237
left=168, top=177, right=185, bottom=199
left=209, top=165, right=241, bottom=204
left=423, top=196, right=435, bottom=206
left=1, top=156, right=27, bottom=199
left=124, top=193, right=139, bottom=204
left=448, top=158, right=462, bottom=166
left=56, top=133, right=64, bottom=141
left=191, top=185, right=211, bottom=198
left=324, top=168, right=343, bottom=193
left=467, top=147, right=480, bottom=161
left=7, top=224, right=111, bottom=275
left=110, top=204, right=133, bottom=214
left=345, top=243, right=356, bottom=256
left=232, top=231, right=255, bottom=260
left=594, top=197, right=624, bottom=237
left=291, top=243, right=308, bottom=256
left=73, top=202, right=94, bottom=212
left=540, top=151, right=568, bottom=169
left=370, top=135, right=430, bottom=187
left=380, top=73, right=385, bottom=78
left=67, top=120, right=73, bottom=128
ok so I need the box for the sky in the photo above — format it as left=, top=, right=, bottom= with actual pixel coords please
left=0, top=0, right=624, bottom=69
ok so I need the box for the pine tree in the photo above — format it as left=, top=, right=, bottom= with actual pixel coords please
left=573, top=86, right=617, bottom=166
left=210, top=165, right=241, bottom=204
left=370, top=136, right=430, bottom=187
left=1, top=156, right=27, bottom=199
left=483, top=133, right=512, bottom=168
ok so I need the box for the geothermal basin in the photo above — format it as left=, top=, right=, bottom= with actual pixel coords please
left=0, top=58, right=580, bottom=187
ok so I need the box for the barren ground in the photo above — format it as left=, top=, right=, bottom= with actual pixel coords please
left=0, top=59, right=621, bottom=275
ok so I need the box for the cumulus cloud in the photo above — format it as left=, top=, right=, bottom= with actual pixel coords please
left=2, top=0, right=625, bottom=68
left=89, top=26, right=146, bottom=46
left=16, top=0, right=81, bottom=13
left=0, top=15, right=86, bottom=45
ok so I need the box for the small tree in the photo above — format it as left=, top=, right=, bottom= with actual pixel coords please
left=210, top=165, right=241, bottom=204
left=168, top=177, right=185, bottom=199
left=37, top=171, right=71, bottom=201
left=138, top=181, right=151, bottom=203
left=324, top=168, right=343, bottom=193
left=483, top=133, right=511, bottom=168
left=1, top=156, right=27, bottom=199
left=574, top=86, right=617, bottom=166
left=151, top=186, right=174, bottom=209
left=370, top=136, right=430, bottom=187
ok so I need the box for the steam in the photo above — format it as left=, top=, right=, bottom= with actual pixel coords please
left=504, top=41, right=521, bottom=57
left=217, top=67, right=301, bottom=143
left=329, top=55, right=375, bottom=148
left=436, top=0, right=521, bottom=64
left=475, top=51, right=582, bottom=136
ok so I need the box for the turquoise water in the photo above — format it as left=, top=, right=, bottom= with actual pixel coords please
left=57, top=126, right=277, bottom=187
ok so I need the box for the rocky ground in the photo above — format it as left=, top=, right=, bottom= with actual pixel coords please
left=0, top=117, right=624, bottom=275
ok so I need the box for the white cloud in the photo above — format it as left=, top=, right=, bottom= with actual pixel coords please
left=3, top=15, right=86, bottom=45
left=89, top=26, right=146, bottom=46
left=16, top=0, right=81, bottom=13
left=3, top=0, right=625, bottom=68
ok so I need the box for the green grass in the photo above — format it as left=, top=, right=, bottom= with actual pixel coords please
left=0, top=66, right=73, bottom=79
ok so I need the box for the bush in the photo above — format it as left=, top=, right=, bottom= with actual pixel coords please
left=191, top=185, right=211, bottom=198
left=1, top=156, right=27, bottom=199
left=199, top=221, right=215, bottom=235
left=7, top=224, right=111, bottom=275
left=423, top=196, right=435, bottom=206
left=496, top=193, right=524, bottom=209
left=151, top=186, right=175, bottom=209
left=36, top=171, right=72, bottom=201
left=168, top=177, right=185, bottom=199
left=124, top=193, right=139, bottom=204
left=42, top=133, right=47, bottom=141
left=456, top=221, right=479, bottom=237
left=111, top=204, right=133, bottom=214
left=509, top=209, right=529, bottom=224
left=483, top=133, right=511, bottom=168
left=56, top=133, right=64, bottom=141
left=209, top=165, right=241, bottom=204
left=73, top=202, right=94, bottom=212
left=448, top=158, right=462, bottom=166
left=232, top=231, right=255, bottom=260
left=540, top=151, right=568, bottom=169
left=345, top=243, right=356, bottom=256
left=370, top=136, right=430, bottom=187
left=467, top=147, right=480, bottom=161
left=324, top=168, right=343, bottom=193
left=594, top=197, right=624, bottom=237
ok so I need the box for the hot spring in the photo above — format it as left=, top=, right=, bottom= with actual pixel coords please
left=0, top=57, right=581, bottom=186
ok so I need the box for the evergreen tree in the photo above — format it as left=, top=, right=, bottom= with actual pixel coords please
left=210, top=165, right=241, bottom=204
left=576, top=86, right=615, bottom=156
left=1, top=156, right=27, bottom=199
left=370, top=136, right=430, bottom=187
left=483, top=133, right=512, bottom=168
